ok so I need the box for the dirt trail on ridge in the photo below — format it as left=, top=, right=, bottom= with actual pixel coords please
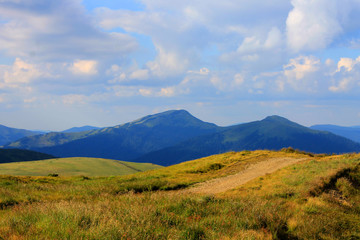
left=184, top=157, right=307, bottom=195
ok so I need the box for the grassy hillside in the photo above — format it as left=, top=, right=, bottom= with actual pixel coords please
left=0, top=157, right=161, bottom=177
left=0, top=149, right=54, bottom=164
left=0, top=150, right=360, bottom=239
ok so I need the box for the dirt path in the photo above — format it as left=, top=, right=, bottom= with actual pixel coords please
left=184, top=157, right=307, bottom=195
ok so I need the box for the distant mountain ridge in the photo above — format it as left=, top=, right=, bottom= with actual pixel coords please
left=62, top=126, right=100, bottom=133
left=310, top=124, right=360, bottom=143
left=6, top=110, right=221, bottom=160
left=4, top=111, right=360, bottom=166
left=135, top=115, right=360, bottom=166
left=0, top=124, right=43, bottom=146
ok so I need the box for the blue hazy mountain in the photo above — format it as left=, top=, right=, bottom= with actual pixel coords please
left=310, top=124, right=360, bottom=143
left=135, top=116, right=360, bottom=166
left=6, top=110, right=221, bottom=160
left=6, top=112, right=360, bottom=166
left=0, top=124, right=43, bottom=146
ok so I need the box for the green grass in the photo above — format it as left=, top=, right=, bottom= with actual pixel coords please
left=0, top=150, right=360, bottom=239
left=0, top=157, right=161, bottom=177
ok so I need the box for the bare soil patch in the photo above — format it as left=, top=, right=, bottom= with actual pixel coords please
left=185, top=157, right=307, bottom=194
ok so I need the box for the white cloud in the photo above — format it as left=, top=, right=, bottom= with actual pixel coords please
left=284, top=56, right=320, bottom=80
left=24, top=97, right=37, bottom=103
left=111, top=86, right=138, bottom=97
left=138, top=86, right=184, bottom=97
left=96, top=1, right=291, bottom=80
left=271, top=56, right=323, bottom=92
left=145, top=45, right=189, bottom=78
left=233, top=73, right=245, bottom=86
left=159, top=87, right=176, bottom=97
left=129, top=69, right=149, bottom=80
left=69, top=60, right=98, bottom=75
left=286, top=0, right=356, bottom=52
left=188, top=68, right=210, bottom=75
left=0, top=0, right=137, bottom=61
left=0, top=58, right=51, bottom=91
left=139, top=88, right=154, bottom=97
left=3, top=58, right=42, bottom=84
left=329, top=56, right=360, bottom=92
left=62, top=94, right=87, bottom=105
left=336, top=57, right=360, bottom=72
left=329, top=78, right=353, bottom=92
left=264, top=28, right=283, bottom=49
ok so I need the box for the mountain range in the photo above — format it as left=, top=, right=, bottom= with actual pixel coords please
left=0, top=124, right=43, bottom=146
left=3, top=110, right=360, bottom=166
left=6, top=110, right=220, bottom=161
left=310, top=124, right=360, bottom=143
left=135, top=115, right=360, bottom=165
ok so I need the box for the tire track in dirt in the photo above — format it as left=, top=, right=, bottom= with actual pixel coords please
left=184, top=157, right=308, bottom=194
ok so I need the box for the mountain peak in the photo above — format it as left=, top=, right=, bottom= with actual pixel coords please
left=127, top=109, right=217, bottom=129
left=263, top=115, right=292, bottom=123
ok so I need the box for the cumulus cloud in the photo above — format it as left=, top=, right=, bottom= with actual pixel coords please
left=233, top=73, right=245, bottom=86
left=336, top=57, right=360, bottom=72
left=284, top=56, right=320, bottom=81
left=0, top=0, right=137, bottom=61
left=0, top=58, right=50, bottom=90
left=96, top=0, right=291, bottom=80
left=2, top=0, right=360, bottom=130
left=129, top=69, right=149, bottom=80
left=69, top=60, right=98, bottom=75
left=286, top=0, right=360, bottom=52
left=286, top=0, right=342, bottom=52
left=329, top=56, right=360, bottom=92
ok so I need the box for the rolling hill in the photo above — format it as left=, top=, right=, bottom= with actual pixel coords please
left=1, top=150, right=359, bottom=239
left=0, top=157, right=161, bottom=176
left=5, top=110, right=221, bottom=160
left=0, top=124, right=43, bottom=146
left=135, top=115, right=360, bottom=165
left=0, top=149, right=54, bottom=164
left=311, top=124, right=360, bottom=143
left=61, top=126, right=100, bottom=133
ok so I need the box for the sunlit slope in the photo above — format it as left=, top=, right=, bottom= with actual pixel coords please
left=0, top=157, right=161, bottom=176
left=1, top=150, right=359, bottom=239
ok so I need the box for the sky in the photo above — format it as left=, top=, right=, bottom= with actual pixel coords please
left=1, top=0, right=360, bottom=131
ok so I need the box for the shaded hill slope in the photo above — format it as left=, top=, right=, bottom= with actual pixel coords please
left=311, top=124, right=360, bottom=143
left=6, top=110, right=221, bottom=160
left=0, top=157, right=161, bottom=176
left=135, top=116, right=360, bottom=166
left=0, top=149, right=54, bottom=164
left=0, top=124, right=42, bottom=146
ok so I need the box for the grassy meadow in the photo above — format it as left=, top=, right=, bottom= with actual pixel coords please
left=0, top=157, right=161, bottom=177
left=0, top=149, right=360, bottom=239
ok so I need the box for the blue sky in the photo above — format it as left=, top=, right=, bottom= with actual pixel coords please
left=1, top=0, right=360, bottom=131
